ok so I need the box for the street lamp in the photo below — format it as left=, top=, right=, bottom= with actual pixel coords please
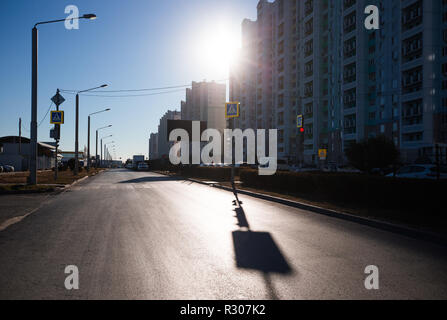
left=104, top=142, right=115, bottom=168
left=96, top=125, right=112, bottom=168
left=74, top=84, right=108, bottom=175
left=88, top=109, right=110, bottom=170
left=101, top=137, right=113, bottom=167
left=29, top=13, right=97, bottom=185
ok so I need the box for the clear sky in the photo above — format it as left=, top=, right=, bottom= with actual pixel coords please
left=0, top=0, right=258, bottom=161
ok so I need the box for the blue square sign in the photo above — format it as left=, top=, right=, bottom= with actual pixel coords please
left=50, top=111, right=64, bottom=124
left=225, top=102, right=240, bottom=118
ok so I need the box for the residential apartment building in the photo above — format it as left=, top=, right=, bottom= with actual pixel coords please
left=157, top=110, right=181, bottom=159
left=231, top=0, right=447, bottom=166
left=181, top=81, right=227, bottom=133
left=149, top=132, right=159, bottom=160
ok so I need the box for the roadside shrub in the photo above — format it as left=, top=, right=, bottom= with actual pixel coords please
left=180, top=166, right=232, bottom=181
left=67, top=158, right=83, bottom=172
left=239, top=169, right=446, bottom=213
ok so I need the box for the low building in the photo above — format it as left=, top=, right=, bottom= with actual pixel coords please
left=59, top=151, right=86, bottom=166
left=0, top=136, right=56, bottom=171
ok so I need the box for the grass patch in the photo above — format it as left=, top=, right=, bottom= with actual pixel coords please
left=0, top=184, right=57, bottom=195
left=0, top=168, right=104, bottom=185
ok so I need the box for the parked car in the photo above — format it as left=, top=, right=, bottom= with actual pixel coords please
left=386, top=164, right=447, bottom=180
left=3, top=165, right=15, bottom=172
left=0, top=165, right=3, bottom=173
left=125, top=163, right=133, bottom=169
left=137, top=162, right=149, bottom=171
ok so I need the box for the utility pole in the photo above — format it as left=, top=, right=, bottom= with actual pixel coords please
left=87, top=115, right=91, bottom=171
left=51, top=89, right=64, bottom=181
left=231, top=117, right=235, bottom=189
left=19, top=118, right=22, bottom=155
left=29, top=26, right=38, bottom=185
left=96, top=130, right=98, bottom=168
left=101, top=139, right=103, bottom=168
left=436, top=144, right=440, bottom=180
left=75, top=93, right=79, bottom=175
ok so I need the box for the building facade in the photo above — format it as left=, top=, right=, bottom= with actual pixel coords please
left=157, top=110, right=181, bottom=159
left=0, top=136, right=56, bottom=171
left=230, top=0, right=447, bottom=166
left=149, top=132, right=159, bottom=160
left=181, top=81, right=227, bottom=133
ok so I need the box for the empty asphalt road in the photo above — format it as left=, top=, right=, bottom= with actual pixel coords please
left=0, top=169, right=446, bottom=299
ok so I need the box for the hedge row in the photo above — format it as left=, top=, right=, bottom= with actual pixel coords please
left=148, top=160, right=235, bottom=182
left=179, top=166, right=233, bottom=181
left=239, top=169, right=446, bottom=212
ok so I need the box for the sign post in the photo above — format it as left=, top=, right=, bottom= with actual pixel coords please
left=225, top=102, right=240, bottom=193
left=51, top=90, right=65, bottom=181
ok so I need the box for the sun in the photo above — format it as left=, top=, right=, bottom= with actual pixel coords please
left=195, top=23, right=240, bottom=77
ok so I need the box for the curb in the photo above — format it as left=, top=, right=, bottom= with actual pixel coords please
left=183, top=176, right=447, bottom=246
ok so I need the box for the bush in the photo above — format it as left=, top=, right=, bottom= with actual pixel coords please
left=239, top=169, right=446, bottom=213
left=179, top=166, right=233, bottom=181
left=67, top=158, right=84, bottom=172
left=345, top=135, right=400, bottom=173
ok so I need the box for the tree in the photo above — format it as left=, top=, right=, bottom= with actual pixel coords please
left=345, top=135, right=400, bottom=173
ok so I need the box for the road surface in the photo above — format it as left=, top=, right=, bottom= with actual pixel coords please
left=0, top=169, right=446, bottom=299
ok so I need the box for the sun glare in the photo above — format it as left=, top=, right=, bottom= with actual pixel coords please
left=195, top=23, right=240, bottom=77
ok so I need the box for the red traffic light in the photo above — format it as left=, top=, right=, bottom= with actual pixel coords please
left=300, top=127, right=305, bottom=133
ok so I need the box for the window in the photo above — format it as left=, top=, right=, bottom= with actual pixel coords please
left=344, top=63, right=356, bottom=83
left=344, top=11, right=356, bottom=34
left=344, top=88, right=356, bottom=109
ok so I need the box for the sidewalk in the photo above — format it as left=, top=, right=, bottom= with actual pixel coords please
left=0, top=193, right=52, bottom=230
left=0, top=170, right=103, bottom=231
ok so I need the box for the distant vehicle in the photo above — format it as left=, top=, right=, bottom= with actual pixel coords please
left=3, top=165, right=15, bottom=172
left=0, top=165, right=3, bottom=173
left=133, top=155, right=145, bottom=169
left=137, top=162, right=149, bottom=171
left=125, top=163, right=133, bottom=169
left=387, top=164, right=447, bottom=180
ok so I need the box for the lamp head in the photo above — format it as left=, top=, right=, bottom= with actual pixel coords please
left=82, top=14, right=97, bottom=20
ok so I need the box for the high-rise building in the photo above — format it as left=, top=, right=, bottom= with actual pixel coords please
left=157, top=110, right=181, bottom=159
left=231, top=0, right=447, bottom=166
left=181, top=81, right=227, bottom=133
left=149, top=132, right=159, bottom=160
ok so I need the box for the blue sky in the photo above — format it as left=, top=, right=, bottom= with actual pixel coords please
left=0, top=0, right=258, bottom=160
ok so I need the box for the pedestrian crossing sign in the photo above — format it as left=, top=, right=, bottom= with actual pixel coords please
left=50, top=111, right=64, bottom=124
left=225, top=102, right=240, bottom=119
left=318, top=149, right=327, bottom=160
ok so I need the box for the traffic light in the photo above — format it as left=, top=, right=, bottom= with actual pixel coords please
left=297, top=115, right=304, bottom=133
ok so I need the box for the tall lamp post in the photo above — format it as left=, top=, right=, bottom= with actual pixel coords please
left=96, top=125, right=112, bottom=168
left=74, top=84, right=108, bottom=176
left=29, top=13, right=97, bottom=185
left=101, top=137, right=113, bottom=167
left=88, top=109, right=110, bottom=170
left=104, top=142, right=115, bottom=168
left=109, top=146, right=116, bottom=167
